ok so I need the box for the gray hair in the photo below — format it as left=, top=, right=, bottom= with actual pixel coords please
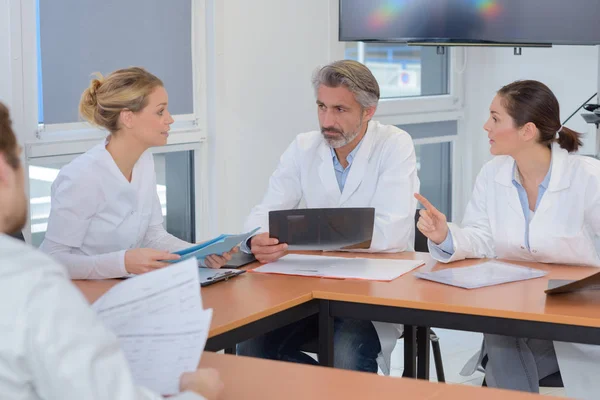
left=311, top=60, right=380, bottom=109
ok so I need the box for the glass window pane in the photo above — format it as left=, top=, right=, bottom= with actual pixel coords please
left=345, top=43, right=449, bottom=99
left=37, top=0, right=193, bottom=124
left=414, top=142, right=453, bottom=221
left=28, top=151, right=194, bottom=247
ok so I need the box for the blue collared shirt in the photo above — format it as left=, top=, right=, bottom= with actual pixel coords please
left=434, top=159, right=552, bottom=257
left=331, top=138, right=364, bottom=192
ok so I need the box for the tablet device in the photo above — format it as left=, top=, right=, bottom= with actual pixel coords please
left=268, top=207, right=375, bottom=251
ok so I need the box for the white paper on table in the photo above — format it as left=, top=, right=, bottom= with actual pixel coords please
left=92, top=258, right=211, bottom=395
left=413, top=260, right=548, bottom=289
left=251, top=254, right=425, bottom=281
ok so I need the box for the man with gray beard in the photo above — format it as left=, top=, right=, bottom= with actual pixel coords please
left=238, top=60, right=420, bottom=375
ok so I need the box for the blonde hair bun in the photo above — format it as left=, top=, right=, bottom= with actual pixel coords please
left=78, top=68, right=162, bottom=132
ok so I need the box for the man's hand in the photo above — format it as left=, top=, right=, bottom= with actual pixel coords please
left=250, top=232, right=288, bottom=264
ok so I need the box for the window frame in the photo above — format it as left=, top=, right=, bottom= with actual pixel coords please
left=13, top=0, right=209, bottom=157
left=329, top=0, right=465, bottom=118
left=329, top=0, right=467, bottom=221
left=385, top=114, right=460, bottom=221
left=9, top=0, right=210, bottom=243
left=25, top=141, right=204, bottom=246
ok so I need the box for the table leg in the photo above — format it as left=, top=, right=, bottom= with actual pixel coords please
left=403, top=325, right=417, bottom=378
left=319, top=300, right=334, bottom=367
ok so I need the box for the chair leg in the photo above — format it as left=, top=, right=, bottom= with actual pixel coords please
left=417, top=326, right=431, bottom=380
left=430, top=330, right=446, bottom=383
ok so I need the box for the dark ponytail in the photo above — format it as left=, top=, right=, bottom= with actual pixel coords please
left=557, top=126, right=583, bottom=153
left=497, top=80, right=583, bottom=153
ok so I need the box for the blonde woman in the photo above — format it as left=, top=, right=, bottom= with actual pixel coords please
left=41, top=67, right=234, bottom=279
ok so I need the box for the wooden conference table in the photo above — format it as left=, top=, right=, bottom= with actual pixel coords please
left=199, top=352, right=557, bottom=399
left=74, top=251, right=600, bottom=380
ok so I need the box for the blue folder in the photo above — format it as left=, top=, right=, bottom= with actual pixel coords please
left=171, top=227, right=260, bottom=263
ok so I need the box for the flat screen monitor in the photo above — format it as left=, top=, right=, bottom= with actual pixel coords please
left=340, top=0, right=600, bottom=45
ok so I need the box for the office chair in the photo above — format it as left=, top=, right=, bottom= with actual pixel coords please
left=481, top=354, right=563, bottom=388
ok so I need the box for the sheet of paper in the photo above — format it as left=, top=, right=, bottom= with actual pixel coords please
left=251, top=254, right=425, bottom=281
left=92, top=258, right=211, bottom=395
left=413, top=260, right=547, bottom=289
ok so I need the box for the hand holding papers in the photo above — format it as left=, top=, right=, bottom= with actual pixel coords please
left=92, top=258, right=211, bottom=395
left=414, top=260, right=547, bottom=289
left=252, top=254, right=425, bottom=281
left=172, top=227, right=260, bottom=263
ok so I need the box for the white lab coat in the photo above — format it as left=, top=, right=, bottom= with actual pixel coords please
left=244, top=120, right=420, bottom=374
left=430, top=143, right=600, bottom=399
left=40, top=141, right=190, bottom=279
left=0, top=234, right=202, bottom=400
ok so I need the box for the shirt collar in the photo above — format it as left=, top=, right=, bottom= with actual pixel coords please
left=512, top=156, right=553, bottom=189
left=330, top=136, right=365, bottom=167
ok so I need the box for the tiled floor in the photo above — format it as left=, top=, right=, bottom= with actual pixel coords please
left=385, top=328, right=567, bottom=397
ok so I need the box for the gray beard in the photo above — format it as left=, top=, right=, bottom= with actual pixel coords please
left=324, top=128, right=361, bottom=149
left=323, top=117, right=364, bottom=149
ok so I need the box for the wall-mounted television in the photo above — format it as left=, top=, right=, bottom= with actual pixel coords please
left=340, top=0, right=600, bottom=46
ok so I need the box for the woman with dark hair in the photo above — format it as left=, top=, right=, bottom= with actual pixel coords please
left=416, top=80, right=600, bottom=398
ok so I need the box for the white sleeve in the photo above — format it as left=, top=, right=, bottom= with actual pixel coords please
left=24, top=266, right=203, bottom=400
left=243, top=138, right=303, bottom=234
left=435, top=166, right=496, bottom=263
left=141, top=224, right=191, bottom=252
left=584, top=164, right=600, bottom=237
left=365, top=133, right=419, bottom=252
left=39, top=238, right=128, bottom=279
left=44, top=172, right=99, bottom=248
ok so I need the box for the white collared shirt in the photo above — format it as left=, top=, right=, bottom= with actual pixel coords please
left=40, top=142, right=190, bottom=279
left=0, top=234, right=202, bottom=400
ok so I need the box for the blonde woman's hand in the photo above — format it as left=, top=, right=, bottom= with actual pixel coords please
left=124, top=248, right=180, bottom=274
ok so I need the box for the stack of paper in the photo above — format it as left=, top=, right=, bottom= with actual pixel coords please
left=414, top=260, right=547, bottom=289
left=171, top=227, right=260, bottom=263
left=252, top=254, right=425, bottom=281
left=92, top=258, right=211, bottom=395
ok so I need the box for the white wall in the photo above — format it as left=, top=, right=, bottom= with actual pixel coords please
left=207, top=0, right=334, bottom=234
left=0, top=0, right=12, bottom=108
left=462, top=46, right=599, bottom=189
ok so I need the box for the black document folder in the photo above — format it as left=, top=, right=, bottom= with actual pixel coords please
left=268, top=208, right=375, bottom=251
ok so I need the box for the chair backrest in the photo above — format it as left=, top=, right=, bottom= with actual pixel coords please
left=414, top=209, right=428, bottom=252
left=9, top=231, right=25, bottom=242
